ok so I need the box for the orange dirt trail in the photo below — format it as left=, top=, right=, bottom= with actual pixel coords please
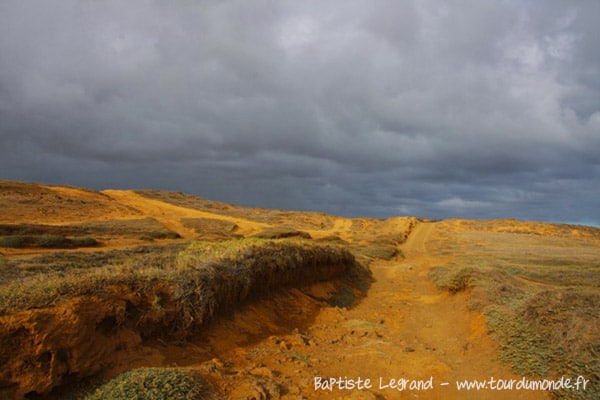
left=102, top=190, right=270, bottom=238
left=179, top=222, right=549, bottom=399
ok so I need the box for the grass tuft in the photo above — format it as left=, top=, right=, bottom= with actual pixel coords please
left=429, top=266, right=475, bottom=294
left=84, top=368, right=214, bottom=400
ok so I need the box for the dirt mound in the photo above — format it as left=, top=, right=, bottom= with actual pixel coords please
left=0, top=181, right=141, bottom=224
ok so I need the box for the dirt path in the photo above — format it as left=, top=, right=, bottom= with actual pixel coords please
left=102, top=190, right=270, bottom=238
left=195, top=222, right=547, bottom=399
left=302, top=222, right=542, bottom=399
left=402, top=221, right=435, bottom=254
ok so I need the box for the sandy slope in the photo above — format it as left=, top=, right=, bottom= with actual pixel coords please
left=102, top=189, right=270, bottom=238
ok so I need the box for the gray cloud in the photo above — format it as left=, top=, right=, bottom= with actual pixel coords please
left=1, top=0, right=599, bottom=225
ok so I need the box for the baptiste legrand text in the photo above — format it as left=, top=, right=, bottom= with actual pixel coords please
left=313, top=375, right=591, bottom=392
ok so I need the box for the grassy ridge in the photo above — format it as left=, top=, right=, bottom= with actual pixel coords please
left=0, top=238, right=360, bottom=320
left=173, top=239, right=360, bottom=329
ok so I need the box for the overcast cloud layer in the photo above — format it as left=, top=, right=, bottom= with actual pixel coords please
left=1, top=1, right=599, bottom=224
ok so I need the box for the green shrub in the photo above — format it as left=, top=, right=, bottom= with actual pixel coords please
left=0, top=235, right=28, bottom=248
left=142, top=231, right=181, bottom=240
left=0, top=234, right=98, bottom=249
left=429, top=267, right=475, bottom=294
left=352, top=243, right=398, bottom=261
left=36, top=234, right=70, bottom=248
left=70, top=236, right=99, bottom=247
left=85, top=368, right=212, bottom=400
left=251, top=227, right=311, bottom=239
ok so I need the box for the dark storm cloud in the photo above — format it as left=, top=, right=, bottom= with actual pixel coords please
left=1, top=0, right=599, bottom=224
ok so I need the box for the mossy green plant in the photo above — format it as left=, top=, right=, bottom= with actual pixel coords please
left=84, top=368, right=213, bottom=400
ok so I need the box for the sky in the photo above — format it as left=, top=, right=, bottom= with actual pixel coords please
left=1, top=1, right=599, bottom=224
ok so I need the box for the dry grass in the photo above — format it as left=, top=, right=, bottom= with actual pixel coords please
left=429, top=221, right=600, bottom=399
left=0, top=239, right=360, bottom=324
left=173, top=238, right=360, bottom=330
left=0, top=243, right=185, bottom=285
left=440, top=268, right=600, bottom=400
left=74, top=218, right=181, bottom=240
left=135, top=190, right=234, bottom=212
left=135, top=189, right=338, bottom=231
left=0, top=218, right=180, bottom=249
left=181, top=217, right=241, bottom=241
left=0, top=180, right=142, bottom=224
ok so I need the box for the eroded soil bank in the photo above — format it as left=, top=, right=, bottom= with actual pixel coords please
left=1, top=242, right=363, bottom=399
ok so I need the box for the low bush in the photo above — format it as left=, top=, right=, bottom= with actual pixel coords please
left=352, top=243, right=399, bottom=261
left=70, top=236, right=99, bottom=247
left=36, top=234, right=71, bottom=248
left=0, top=236, right=28, bottom=248
left=0, top=235, right=98, bottom=249
left=85, top=368, right=213, bottom=400
left=429, top=267, right=475, bottom=294
left=251, top=227, right=312, bottom=239
left=182, top=218, right=238, bottom=235
left=141, top=231, right=181, bottom=240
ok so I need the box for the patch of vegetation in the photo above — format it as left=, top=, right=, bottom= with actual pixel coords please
left=181, top=218, right=239, bottom=240
left=251, top=226, right=311, bottom=239
left=84, top=368, right=214, bottom=400
left=487, top=289, right=600, bottom=400
left=0, top=218, right=180, bottom=246
left=351, top=242, right=399, bottom=262
left=135, top=189, right=339, bottom=230
left=315, top=235, right=347, bottom=244
left=0, top=236, right=27, bottom=248
left=328, top=286, right=355, bottom=308
left=0, top=239, right=361, bottom=325
left=431, top=239, right=600, bottom=399
left=74, top=218, right=180, bottom=239
left=173, top=238, right=358, bottom=328
left=0, top=223, right=77, bottom=236
left=0, top=234, right=98, bottom=249
left=0, top=243, right=186, bottom=295
left=135, top=190, right=234, bottom=212
left=427, top=218, right=600, bottom=399
left=1, top=244, right=186, bottom=281
left=139, top=231, right=181, bottom=241
left=429, top=266, right=475, bottom=294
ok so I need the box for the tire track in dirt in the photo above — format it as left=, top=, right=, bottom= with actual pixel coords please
left=401, top=221, right=435, bottom=254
